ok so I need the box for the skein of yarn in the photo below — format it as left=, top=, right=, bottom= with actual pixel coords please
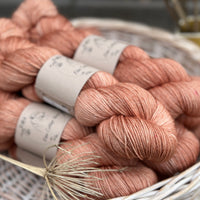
left=0, top=19, right=44, bottom=102
left=28, top=15, right=149, bottom=61
left=0, top=1, right=181, bottom=163
left=12, top=0, right=58, bottom=33
left=11, top=134, right=138, bottom=167
left=0, top=20, right=179, bottom=163
left=9, top=141, right=157, bottom=200
left=29, top=14, right=74, bottom=43
left=0, top=140, right=14, bottom=152
left=85, top=164, right=158, bottom=199
left=0, top=18, right=25, bottom=40
left=73, top=36, right=200, bottom=121
left=0, top=98, right=92, bottom=148
left=178, top=115, right=200, bottom=141
left=0, top=18, right=28, bottom=62
left=0, top=37, right=34, bottom=56
left=0, top=36, right=42, bottom=101
left=145, top=123, right=200, bottom=177
left=0, top=47, right=178, bottom=161
left=0, top=45, right=60, bottom=91
left=2, top=0, right=194, bottom=166
left=12, top=0, right=200, bottom=121
left=178, top=115, right=200, bottom=129
left=149, top=79, right=200, bottom=119
left=12, top=0, right=149, bottom=61
left=0, top=90, right=17, bottom=104
left=14, top=5, right=200, bottom=122
left=0, top=90, right=18, bottom=150
left=75, top=82, right=177, bottom=161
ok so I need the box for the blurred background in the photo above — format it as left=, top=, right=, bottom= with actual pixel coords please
left=0, top=0, right=176, bottom=31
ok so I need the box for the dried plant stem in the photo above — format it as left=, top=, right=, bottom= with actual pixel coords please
left=0, top=145, right=107, bottom=200
left=0, top=154, right=45, bottom=177
left=164, top=0, right=179, bottom=26
left=194, top=0, right=199, bottom=32
left=171, top=0, right=187, bottom=23
left=45, top=176, right=58, bottom=200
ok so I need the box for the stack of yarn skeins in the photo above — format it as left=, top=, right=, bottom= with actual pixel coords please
left=0, top=0, right=200, bottom=199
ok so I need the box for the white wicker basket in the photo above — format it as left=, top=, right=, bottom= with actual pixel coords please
left=1, top=18, right=200, bottom=200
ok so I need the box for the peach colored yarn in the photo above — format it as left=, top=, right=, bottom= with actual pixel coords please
left=114, top=58, right=189, bottom=89
left=0, top=90, right=17, bottom=150
left=145, top=123, right=199, bottom=176
left=12, top=0, right=58, bottom=33
left=0, top=18, right=27, bottom=62
left=178, top=115, right=200, bottom=130
left=0, top=25, right=41, bottom=101
left=0, top=91, right=16, bottom=151
left=177, top=75, right=200, bottom=138
left=75, top=82, right=177, bottom=161
left=0, top=18, right=25, bottom=40
left=0, top=37, right=34, bottom=56
left=193, top=126, right=200, bottom=141
left=0, top=47, right=177, bottom=161
left=178, top=115, right=200, bottom=141
left=24, top=14, right=149, bottom=61
left=114, top=58, right=200, bottom=120
left=0, top=139, right=14, bottom=152
left=86, top=164, right=158, bottom=199
left=38, top=25, right=99, bottom=57
left=0, top=90, right=17, bottom=104
left=29, top=14, right=74, bottom=42
left=22, top=13, right=200, bottom=121
left=149, top=80, right=200, bottom=119
left=0, top=0, right=185, bottom=163
left=58, top=134, right=138, bottom=167
left=0, top=46, right=59, bottom=91
left=9, top=142, right=157, bottom=199
left=13, top=1, right=200, bottom=122
left=0, top=98, right=92, bottom=146
left=21, top=84, right=43, bottom=102
left=26, top=14, right=200, bottom=120
left=116, top=58, right=200, bottom=144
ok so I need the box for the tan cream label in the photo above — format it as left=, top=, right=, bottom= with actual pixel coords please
left=74, top=35, right=128, bottom=74
left=15, top=103, right=71, bottom=160
left=35, top=55, right=99, bottom=115
left=16, top=147, right=46, bottom=167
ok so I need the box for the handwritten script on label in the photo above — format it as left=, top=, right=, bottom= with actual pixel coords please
left=15, top=103, right=71, bottom=160
left=35, top=55, right=99, bottom=115
left=74, top=35, right=128, bottom=74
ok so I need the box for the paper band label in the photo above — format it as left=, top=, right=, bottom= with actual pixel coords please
left=35, top=55, right=99, bottom=115
left=74, top=35, right=128, bottom=74
left=15, top=103, right=71, bottom=160
left=16, top=147, right=46, bottom=167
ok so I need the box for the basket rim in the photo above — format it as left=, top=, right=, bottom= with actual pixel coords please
left=71, top=17, right=200, bottom=62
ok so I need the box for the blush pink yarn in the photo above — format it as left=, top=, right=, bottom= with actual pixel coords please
left=75, top=82, right=177, bottom=161
left=0, top=18, right=25, bottom=40
left=12, top=0, right=58, bottom=33
left=86, top=164, right=157, bottom=199
left=0, top=51, right=178, bottom=161
left=56, top=134, right=138, bottom=167
left=145, top=123, right=199, bottom=176
left=0, top=98, right=92, bottom=146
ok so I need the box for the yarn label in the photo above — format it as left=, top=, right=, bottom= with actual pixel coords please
left=16, top=147, right=46, bottom=167
left=74, top=35, right=128, bottom=74
left=15, top=103, right=71, bottom=160
left=35, top=55, right=99, bottom=115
